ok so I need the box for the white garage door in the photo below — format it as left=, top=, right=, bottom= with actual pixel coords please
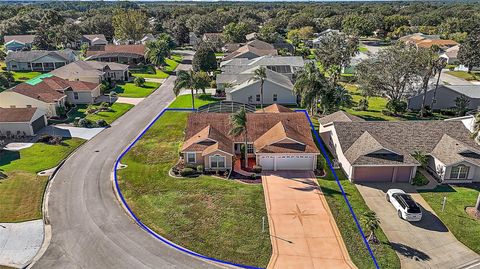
left=276, top=155, right=314, bottom=170
left=259, top=155, right=274, bottom=170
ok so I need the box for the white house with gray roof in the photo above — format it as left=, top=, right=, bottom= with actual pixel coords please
left=6, top=50, right=77, bottom=71
left=50, top=61, right=129, bottom=84
left=220, top=56, right=304, bottom=80
left=319, top=111, right=480, bottom=183
left=219, top=67, right=297, bottom=105
left=408, top=85, right=480, bottom=111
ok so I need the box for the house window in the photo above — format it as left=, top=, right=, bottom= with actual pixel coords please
left=450, top=164, right=469, bottom=179
left=26, top=105, right=32, bottom=108
left=256, top=94, right=261, bottom=102
left=210, top=154, right=225, bottom=168
left=186, top=152, right=196, bottom=163
left=10, top=105, right=16, bottom=108
left=248, top=96, right=253, bottom=103
left=273, top=94, right=278, bottom=102
left=247, top=144, right=254, bottom=154
left=73, top=92, right=79, bottom=100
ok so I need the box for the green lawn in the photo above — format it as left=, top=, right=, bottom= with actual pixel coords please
left=419, top=185, right=480, bottom=254
left=80, top=103, right=134, bottom=124
left=11, top=71, right=43, bottom=81
left=359, top=46, right=369, bottom=53
left=343, top=83, right=449, bottom=121
left=0, top=138, right=84, bottom=222
left=164, top=58, right=179, bottom=73
left=168, top=94, right=217, bottom=109
left=117, top=111, right=271, bottom=267
left=446, top=71, right=480, bottom=81
left=318, top=167, right=401, bottom=269
left=131, top=68, right=169, bottom=79
left=114, top=82, right=160, bottom=98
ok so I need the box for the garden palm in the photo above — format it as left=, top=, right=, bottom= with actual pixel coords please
left=293, top=62, right=326, bottom=115
left=229, top=107, right=248, bottom=168
left=360, top=210, right=380, bottom=244
left=249, top=67, right=267, bottom=110
left=173, top=70, right=195, bottom=109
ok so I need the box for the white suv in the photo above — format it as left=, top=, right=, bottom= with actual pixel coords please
left=386, top=189, right=422, bottom=222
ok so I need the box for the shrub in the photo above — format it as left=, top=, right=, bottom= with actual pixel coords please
left=78, top=118, right=92, bottom=128
left=38, top=135, right=62, bottom=145
left=386, top=99, right=407, bottom=114
left=185, top=163, right=197, bottom=170
left=146, top=65, right=156, bottom=74
left=86, top=105, right=97, bottom=114
left=250, top=173, right=257, bottom=180
left=355, top=98, right=369, bottom=111
left=317, top=157, right=326, bottom=171
left=252, top=165, right=262, bottom=173
left=180, top=168, right=196, bottom=177
left=96, top=119, right=108, bottom=127
left=412, top=172, right=429, bottom=186
left=381, top=109, right=395, bottom=116
left=100, top=102, right=109, bottom=108
left=134, top=76, right=146, bottom=87
left=196, top=165, right=204, bottom=173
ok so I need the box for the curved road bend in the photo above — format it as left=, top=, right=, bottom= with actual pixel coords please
left=33, top=55, right=222, bottom=269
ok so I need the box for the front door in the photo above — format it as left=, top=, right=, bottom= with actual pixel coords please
left=234, top=143, right=242, bottom=154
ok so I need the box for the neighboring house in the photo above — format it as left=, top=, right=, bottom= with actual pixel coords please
left=0, top=107, right=47, bottom=137
left=272, top=39, right=295, bottom=54
left=408, top=85, right=480, bottom=111
left=245, top=32, right=257, bottom=41
left=0, top=79, right=67, bottom=117
left=81, top=34, right=108, bottom=47
left=50, top=60, right=129, bottom=84
left=38, top=76, right=101, bottom=105
left=189, top=32, right=200, bottom=46
left=5, top=49, right=77, bottom=71
left=399, top=33, right=458, bottom=50
left=319, top=110, right=480, bottom=183
left=223, top=39, right=278, bottom=61
left=220, top=55, right=304, bottom=80
left=3, top=35, right=35, bottom=51
left=308, top=29, right=341, bottom=49
left=141, top=34, right=156, bottom=44
left=86, top=44, right=146, bottom=65
left=440, top=45, right=460, bottom=64
left=180, top=104, right=320, bottom=172
left=218, top=67, right=297, bottom=105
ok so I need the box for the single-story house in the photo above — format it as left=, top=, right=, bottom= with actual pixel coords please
left=0, top=107, right=47, bottom=137
left=408, top=85, right=480, bottom=111
left=319, top=110, right=480, bottom=183
left=202, top=33, right=223, bottom=43
left=440, top=45, right=460, bottom=65
left=5, top=49, right=77, bottom=71
left=3, top=35, right=35, bottom=51
left=223, top=39, right=277, bottom=61
left=81, top=34, right=108, bottom=47
left=217, top=67, right=297, bottom=105
left=0, top=79, right=67, bottom=117
left=141, top=34, right=156, bottom=44
left=86, top=44, right=146, bottom=65
left=307, top=29, right=341, bottom=49
left=50, top=60, right=129, bottom=84
left=181, top=104, right=320, bottom=171
left=38, top=76, right=101, bottom=105
left=220, top=55, right=304, bottom=80
left=399, top=33, right=458, bottom=50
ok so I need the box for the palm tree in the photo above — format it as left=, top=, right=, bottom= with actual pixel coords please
left=293, top=62, right=327, bottom=115
left=430, top=57, right=448, bottom=110
left=229, top=107, right=248, bottom=168
left=249, top=67, right=267, bottom=110
left=193, top=71, right=211, bottom=95
left=174, top=70, right=196, bottom=109
left=360, top=210, right=380, bottom=244
left=145, top=39, right=170, bottom=68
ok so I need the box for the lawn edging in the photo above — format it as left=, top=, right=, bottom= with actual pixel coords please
left=111, top=107, right=262, bottom=269
left=296, top=109, right=380, bottom=269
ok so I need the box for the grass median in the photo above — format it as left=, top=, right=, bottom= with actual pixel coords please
left=117, top=111, right=271, bottom=267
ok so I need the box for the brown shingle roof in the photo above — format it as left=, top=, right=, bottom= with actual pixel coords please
left=332, top=119, right=480, bottom=166
left=9, top=82, right=65, bottom=103
left=4, top=35, right=35, bottom=44
left=0, top=107, right=37, bottom=122
left=255, top=104, right=293, bottom=113
left=86, top=44, right=145, bottom=57
left=183, top=112, right=319, bottom=155
left=318, top=110, right=364, bottom=126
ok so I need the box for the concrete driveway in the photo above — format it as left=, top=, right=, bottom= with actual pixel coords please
left=356, top=183, right=480, bottom=269
left=262, top=171, right=355, bottom=269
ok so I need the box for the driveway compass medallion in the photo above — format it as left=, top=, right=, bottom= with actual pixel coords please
left=285, top=204, right=315, bottom=226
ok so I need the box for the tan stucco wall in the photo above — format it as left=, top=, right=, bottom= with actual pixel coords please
left=203, top=151, right=232, bottom=170
left=0, top=91, right=65, bottom=117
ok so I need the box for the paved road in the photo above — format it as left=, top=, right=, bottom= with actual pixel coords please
left=356, top=183, right=480, bottom=269
left=439, top=70, right=473, bottom=85
left=32, top=54, right=222, bottom=269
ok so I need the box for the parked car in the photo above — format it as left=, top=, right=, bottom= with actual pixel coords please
left=386, top=189, right=422, bottom=221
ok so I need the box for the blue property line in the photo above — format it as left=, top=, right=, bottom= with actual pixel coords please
left=113, top=107, right=262, bottom=269
left=296, top=109, right=380, bottom=269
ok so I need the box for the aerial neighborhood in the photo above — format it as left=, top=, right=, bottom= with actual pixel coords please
left=0, top=2, right=479, bottom=269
